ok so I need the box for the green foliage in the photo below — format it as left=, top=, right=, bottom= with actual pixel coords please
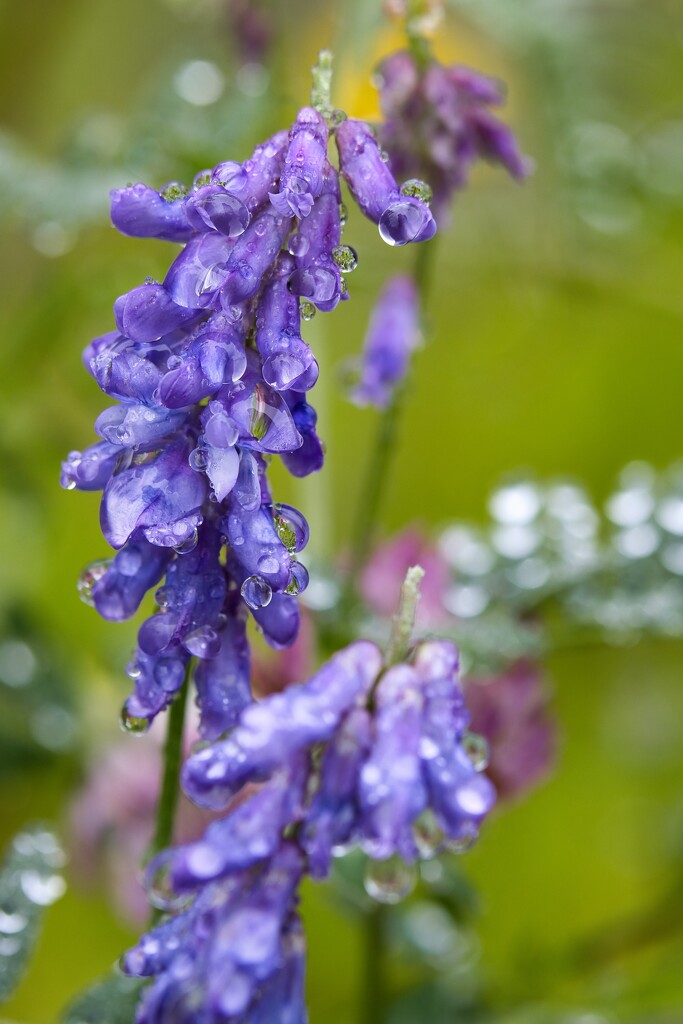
left=0, top=827, right=65, bottom=1002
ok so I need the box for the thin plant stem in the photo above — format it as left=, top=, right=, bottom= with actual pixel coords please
left=344, top=237, right=438, bottom=595
left=149, top=674, right=189, bottom=862
left=362, top=906, right=387, bottom=1024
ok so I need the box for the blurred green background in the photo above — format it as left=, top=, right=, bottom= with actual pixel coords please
left=1, top=0, right=683, bottom=1020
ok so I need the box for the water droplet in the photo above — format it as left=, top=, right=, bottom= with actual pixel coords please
left=193, top=169, right=212, bottom=189
left=0, top=937, right=20, bottom=956
left=378, top=199, right=433, bottom=246
left=299, top=299, right=316, bottom=321
left=338, top=202, right=348, bottom=228
left=364, top=855, right=416, bottom=905
left=184, top=625, right=220, bottom=659
left=271, top=504, right=310, bottom=553
left=285, top=561, right=309, bottom=595
left=189, top=447, right=208, bottom=471
left=413, top=810, right=445, bottom=860
left=155, top=586, right=170, bottom=611
left=0, top=911, right=27, bottom=934
left=287, top=233, right=309, bottom=258
left=143, top=853, right=192, bottom=913
left=330, top=109, right=347, bottom=126
left=20, top=870, right=66, bottom=906
left=160, top=181, right=189, bottom=202
left=462, top=731, right=490, bottom=772
left=173, top=529, right=199, bottom=555
left=119, top=704, right=151, bottom=736
left=77, top=560, right=111, bottom=606
left=445, top=822, right=479, bottom=854
left=400, top=178, right=433, bottom=204
left=257, top=554, right=280, bottom=576
left=332, top=244, right=358, bottom=273
left=241, top=575, right=273, bottom=610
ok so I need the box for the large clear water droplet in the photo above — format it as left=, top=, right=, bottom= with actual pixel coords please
left=241, top=575, right=273, bottom=610
left=378, top=200, right=432, bottom=246
left=299, top=299, right=316, bottom=321
left=364, top=855, right=416, bottom=905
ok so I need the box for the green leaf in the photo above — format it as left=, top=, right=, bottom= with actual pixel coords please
left=0, top=826, right=66, bottom=1001
left=61, top=971, right=146, bottom=1024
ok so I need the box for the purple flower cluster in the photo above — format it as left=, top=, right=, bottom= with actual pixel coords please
left=376, top=50, right=532, bottom=220
left=62, top=101, right=437, bottom=735
left=122, top=638, right=495, bottom=1020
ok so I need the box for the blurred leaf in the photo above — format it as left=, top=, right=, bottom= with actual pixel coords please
left=0, top=826, right=66, bottom=1001
left=61, top=970, right=146, bottom=1024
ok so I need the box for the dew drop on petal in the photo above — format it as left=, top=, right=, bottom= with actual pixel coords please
left=287, top=233, right=309, bottom=258
left=241, top=575, right=273, bottom=610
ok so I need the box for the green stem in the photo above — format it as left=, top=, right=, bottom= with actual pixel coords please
left=344, top=237, right=438, bottom=598
left=148, top=675, right=189, bottom=862
left=362, top=907, right=387, bottom=1024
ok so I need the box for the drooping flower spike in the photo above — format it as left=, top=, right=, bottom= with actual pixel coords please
left=122, top=637, right=496, bottom=1019
left=63, top=72, right=438, bottom=738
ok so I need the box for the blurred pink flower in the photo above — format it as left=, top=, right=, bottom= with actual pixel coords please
left=69, top=728, right=215, bottom=926
left=360, top=528, right=452, bottom=628
left=465, top=660, right=557, bottom=802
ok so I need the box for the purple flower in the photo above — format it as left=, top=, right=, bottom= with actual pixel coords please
left=351, top=274, right=420, bottom=408
left=110, top=183, right=194, bottom=243
left=285, top=163, right=345, bottom=312
left=377, top=51, right=532, bottom=221
left=182, top=640, right=382, bottom=809
left=269, top=107, right=329, bottom=219
left=336, top=118, right=436, bottom=245
left=123, top=842, right=306, bottom=1024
